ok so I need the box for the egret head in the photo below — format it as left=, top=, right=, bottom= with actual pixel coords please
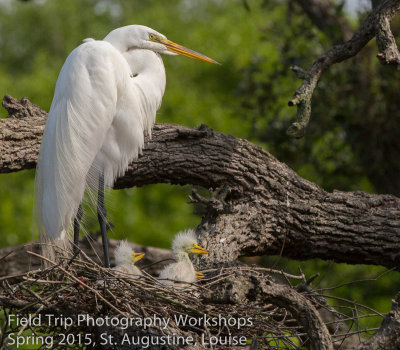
left=172, top=229, right=209, bottom=259
left=114, top=240, right=145, bottom=267
left=104, top=25, right=219, bottom=64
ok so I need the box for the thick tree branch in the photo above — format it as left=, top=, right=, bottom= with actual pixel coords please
left=287, top=0, right=400, bottom=138
left=1, top=96, right=400, bottom=271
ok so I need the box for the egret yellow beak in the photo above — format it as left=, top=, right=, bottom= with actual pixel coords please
left=189, top=243, right=209, bottom=255
left=195, top=271, right=205, bottom=280
left=162, top=39, right=219, bottom=65
left=132, top=252, right=145, bottom=263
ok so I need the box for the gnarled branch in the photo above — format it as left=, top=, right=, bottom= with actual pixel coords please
left=1, top=95, right=400, bottom=270
left=287, top=0, right=400, bottom=138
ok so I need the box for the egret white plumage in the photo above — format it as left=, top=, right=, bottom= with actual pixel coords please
left=35, top=25, right=218, bottom=267
left=159, top=229, right=208, bottom=286
left=113, top=240, right=144, bottom=276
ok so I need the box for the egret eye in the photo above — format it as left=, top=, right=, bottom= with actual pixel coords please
left=149, top=33, right=158, bottom=41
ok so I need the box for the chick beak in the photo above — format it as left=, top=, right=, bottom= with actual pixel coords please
left=195, top=271, right=205, bottom=280
left=190, top=243, right=209, bottom=255
left=132, top=252, right=145, bottom=263
left=162, top=39, right=219, bottom=65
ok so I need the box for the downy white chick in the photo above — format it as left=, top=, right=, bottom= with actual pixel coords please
left=159, top=229, right=208, bottom=285
left=113, top=240, right=145, bottom=276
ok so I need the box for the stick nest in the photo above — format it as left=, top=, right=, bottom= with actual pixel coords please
left=0, top=251, right=382, bottom=350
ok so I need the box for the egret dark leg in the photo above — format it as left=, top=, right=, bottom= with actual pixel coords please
left=73, top=204, right=83, bottom=255
left=97, top=173, right=110, bottom=268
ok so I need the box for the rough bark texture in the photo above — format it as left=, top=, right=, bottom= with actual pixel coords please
left=0, top=95, right=46, bottom=173
left=1, top=96, right=399, bottom=270
left=287, top=0, right=400, bottom=138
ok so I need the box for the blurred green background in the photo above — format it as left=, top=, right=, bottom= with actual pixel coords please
left=1, top=0, right=399, bottom=333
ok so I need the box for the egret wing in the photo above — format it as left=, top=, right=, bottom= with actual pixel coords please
left=35, top=41, right=131, bottom=240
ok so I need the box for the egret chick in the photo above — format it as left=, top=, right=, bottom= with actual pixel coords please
left=113, top=240, right=145, bottom=276
left=159, top=230, right=208, bottom=286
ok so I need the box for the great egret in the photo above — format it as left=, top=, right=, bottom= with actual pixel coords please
left=35, top=25, right=217, bottom=267
left=159, top=229, right=208, bottom=286
left=113, top=240, right=145, bottom=276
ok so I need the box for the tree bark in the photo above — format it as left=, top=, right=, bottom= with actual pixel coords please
left=0, top=95, right=46, bottom=173
left=1, top=95, right=399, bottom=270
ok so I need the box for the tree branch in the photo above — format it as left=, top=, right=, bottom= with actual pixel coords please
left=376, top=13, right=400, bottom=65
left=1, top=95, right=400, bottom=270
left=287, top=0, right=400, bottom=138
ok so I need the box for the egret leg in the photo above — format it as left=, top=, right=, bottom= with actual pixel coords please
left=73, top=204, right=83, bottom=255
left=97, top=173, right=110, bottom=268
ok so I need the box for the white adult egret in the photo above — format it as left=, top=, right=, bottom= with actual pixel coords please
left=35, top=25, right=218, bottom=267
left=159, top=229, right=208, bottom=286
left=113, top=240, right=145, bottom=276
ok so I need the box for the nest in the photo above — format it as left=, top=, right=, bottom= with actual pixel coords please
left=0, top=250, right=382, bottom=350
